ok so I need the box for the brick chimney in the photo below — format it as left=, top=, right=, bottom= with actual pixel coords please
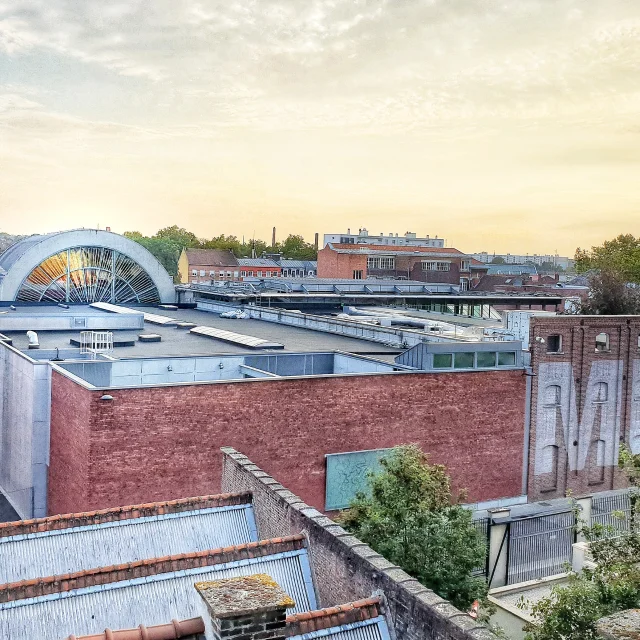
left=195, top=574, right=295, bottom=640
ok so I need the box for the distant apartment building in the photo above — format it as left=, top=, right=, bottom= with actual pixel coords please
left=318, top=242, right=485, bottom=289
left=237, top=258, right=282, bottom=278
left=471, top=252, right=573, bottom=270
left=178, top=248, right=240, bottom=284
left=323, top=228, right=444, bottom=248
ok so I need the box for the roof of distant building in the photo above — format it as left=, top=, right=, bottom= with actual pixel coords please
left=184, top=248, right=239, bottom=267
left=486, top=264, right=538, bottom=275
left=279, top=260, right=317, bottom=269
left=238, top=258, right=281, bottom=267
left=325, top=243, right=467, bottom=258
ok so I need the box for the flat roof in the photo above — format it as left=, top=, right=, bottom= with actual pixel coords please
left=3, top=306, right=401, bottom=360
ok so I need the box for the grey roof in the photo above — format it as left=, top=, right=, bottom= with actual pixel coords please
left=0, top=232, right=59, bottom=273
left=238, top=258, right=280, bottom=267
left=291, top=618, right=390, bottom=640
left=184, top=248, right=239, bottom=268
left=0, top=549, right=316, bottom=640
left=279, top=260, right=317, bottom=270
left=0, top=503, right=258, bottom=584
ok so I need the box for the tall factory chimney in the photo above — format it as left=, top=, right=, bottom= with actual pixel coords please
left=272, top=227, right=276, bottom=248
left=314, top=233, right=319, bottom=250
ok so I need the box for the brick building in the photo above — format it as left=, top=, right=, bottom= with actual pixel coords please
left=237, top=258, right=282, bottom=279
left=527, top=315, right=640, bottom=500
left=47, top=364, right=526, bottom=515
left=317, top=243, right=485, bottom=289
left=179, top=249, right=240, bottom=284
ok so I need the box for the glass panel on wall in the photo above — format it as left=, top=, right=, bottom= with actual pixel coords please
left=476, top=351, right=497, bottom=368
left=325, top=449, right=391, bottom=511
left=498, top=352, right=517, bottom=366
left=433, top=353, right=453, bottom=369
left=454, top=352, right=475, bottom=369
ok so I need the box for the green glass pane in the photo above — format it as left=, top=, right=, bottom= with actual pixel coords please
left=477, top=352, right=497, bottom=368
left=433, top=353, right=453, bottom=369
left=454, top=352, right=475, bottom=369
left=498, top=351, right=517, bottom=366
left=325, top=449, right=390, bottom=511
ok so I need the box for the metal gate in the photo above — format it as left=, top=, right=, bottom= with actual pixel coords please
left=507, top=511, right=575, bottom=585
left=472, top=517, right=490, bottom=577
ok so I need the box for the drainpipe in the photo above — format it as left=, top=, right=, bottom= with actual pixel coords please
left=522, top=367, right=533, bottom=496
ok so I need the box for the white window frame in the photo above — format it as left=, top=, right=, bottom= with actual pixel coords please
left=192, top=269, right=197, bottom=276
left=367, top=256, right=395, bottom=270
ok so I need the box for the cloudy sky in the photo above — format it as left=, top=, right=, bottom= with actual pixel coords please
left=1, top=0, right=639, bottom=254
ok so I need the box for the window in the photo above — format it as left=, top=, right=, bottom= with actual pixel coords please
left=227, top=271, right=232, bottom=278
left=240, top=271, right=247, bottom=277
left=459, top=278, right=469, bottom=291
left=309, top=270, right=315, bottom=276
left=422, top=261, right=450, bottom=272
left=219, top=271, right=225, bottom=278
left=353, top=270, right=363, bottom=280
left=498, top=351, right=517, bottom=366
left=257, top=271, right=263, bottom=277
left=200, top=270, right=205, bottom=277
left=433, top=353, right=453, bottom=369
left=265, top=271, right=271, bottom=277
left=454, top=352, right=475, bottom=369
left=461, top=260, right=470, bottom=271
left=191, top=279, right=198, bottom=284
left=209, top=271, right=215, bottom=276
left=191, top=269, right=197, bottom=276
left=477, top=351, right=497, bottom=368
left=547, top=335, right=562, bottom=353
left=595, top=332, right=610, bottom=352
left=367, top=256, right=395, bottom=270
left=248, top=271, right=254, bottom=277
left=233, top=271, right=239, bottom=279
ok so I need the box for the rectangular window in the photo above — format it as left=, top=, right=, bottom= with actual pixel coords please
left=226, top=271, right=232, bottom=278
left=219, top=271, right=225, bottom=278
left=257, top=271, right=263, bottom=277
left=233, top=271, right=239, bottom=279
left=498, top=352, right=517, bottom=366
left=353, top=270, right=363, bottom=280
left=200, top=270, right=205, bottom=277
left=547, top=335, right=562, bottom=353
left=248, top=271, right=254, bottom=277
left=433, top=353, right=453, bottom=369
left=209, top=271, right=215, bottom=276
left=192, top=269, right=197, bottom=276
left=265, top=271, right=271, bottom=277
left=461, top=260, right=470, bottom=271
left=367, top=256, right=395, bottom=270
left=477, top=351, right=497, bottom=368
left=454, top=352, right=475, bottom=369
left=422, top=261, right=450, bottom=272
left=240, top=271, right=247, bottom=277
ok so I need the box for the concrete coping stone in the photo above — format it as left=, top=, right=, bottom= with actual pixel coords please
left=415, top=591, right=447, bottom=607
left=382, top=567, right=414, bottom=583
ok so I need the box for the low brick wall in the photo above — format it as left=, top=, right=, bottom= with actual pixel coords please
left=221, top=447, right=497, bottom=640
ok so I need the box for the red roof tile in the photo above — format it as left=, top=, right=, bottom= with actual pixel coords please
left=0, top=493, right=252, bottom=539
left=0, top=535, right=306, bottom=603
left=184, top=248, right=238, bottom=268
left=67, top=618, right=205, bottom=640
left=286, top=598, right=382, bottom=636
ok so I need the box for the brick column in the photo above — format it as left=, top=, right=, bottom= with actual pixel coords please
left=195, top=574, right=295, bottom=640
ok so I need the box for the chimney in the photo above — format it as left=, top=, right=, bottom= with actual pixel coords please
left=196, top=574, right=295, bottom=640
left=314, top=233, right=319, bottom=250
left=272, top=227, right=276, bottom=247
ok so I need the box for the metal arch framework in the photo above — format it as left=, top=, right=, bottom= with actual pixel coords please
left=0, top=230, right=176, bottom=304
left=16, top=246, right=161, bottom=304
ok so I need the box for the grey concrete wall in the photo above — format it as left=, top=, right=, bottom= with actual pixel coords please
left=0, top=312, right=143, bottom=332
left=0, top=342, right=51, bottom=518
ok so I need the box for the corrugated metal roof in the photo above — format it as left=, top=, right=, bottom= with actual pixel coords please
left=290, top=618, right=389, bottom=640
left=238, top=258, right=280, bottom=267
left=0, top=550, right=316, bottom=640
left=0, top=504, right=257, bottom=584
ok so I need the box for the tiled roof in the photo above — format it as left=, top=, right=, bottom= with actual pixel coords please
left=185, top=248, right=239, bottom=267
left=0, top=495, right=258, bottom=585
left=286, top=598, right=381, bottom=636
left=67, top=618, right=205, bottom=640
left=326, top=243, right=467, bottom=258
left=0, top=536, right=316, bottom=640
left=0, top=493, right=251, bottom=538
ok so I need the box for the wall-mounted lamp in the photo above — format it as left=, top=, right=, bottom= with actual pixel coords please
left=219, top=362, right=224, bottom=369
left=100, top=394, right=114, bottom=401
left=167, top=365, right=173, bottom=372
left=535, top=336, right=546, bottom=344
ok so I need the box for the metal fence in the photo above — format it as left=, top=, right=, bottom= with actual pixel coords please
left=590, top=492, right=635, bottom=536
left=506, top=511, right=575, bottom=585
left=472, top=517, right=490, bottom=577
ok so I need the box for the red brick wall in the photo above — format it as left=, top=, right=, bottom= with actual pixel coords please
left=47, top=372, right=93, bottom=516
left=317, top=247, right=367, bottom=279
left=48, top=369, right=527, bottom=515
left=528, top=316, right=640, bottom=500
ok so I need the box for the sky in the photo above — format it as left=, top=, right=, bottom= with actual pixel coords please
left=1, top=0, right=639, bottom=256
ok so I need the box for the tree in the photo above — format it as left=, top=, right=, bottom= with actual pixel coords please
left=539, top=261, right=564, bottom=273
left=581, top=269, right=640, bottom=315
left=575, top=234, right=640, bottom=283
left=339, top=445, right=487, bottom=611
left=521, top=445, right=640, bottom=640
left=124, top=232, right=182, bottom=277
left=278, top=235, right=317, bottom=260
left=491, top=256, right=506, bottom=264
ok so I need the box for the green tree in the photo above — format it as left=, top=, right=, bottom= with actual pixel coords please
left=491, top=256, right=506, bottom=264
left=124, top=232, right=181, bottom=277
left=521, top=445, right=640, bottom=640
left=575, top=234, right=640, bottom=283
left=154, top=226, right=200, bottom=251
left=581, top=269, right=640, bottom=315
left=339, top=445, right=487, bottom=611
left=279, top=234, right=317, bottom=260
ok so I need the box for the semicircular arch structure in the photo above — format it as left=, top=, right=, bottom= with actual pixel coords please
left=0, top=230, right=175, bottom=304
